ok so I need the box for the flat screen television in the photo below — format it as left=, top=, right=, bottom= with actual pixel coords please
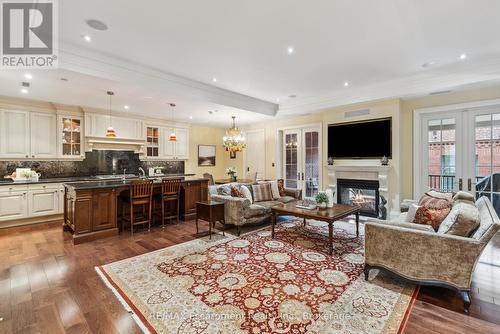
left=328, top=118, right=392, bottom=159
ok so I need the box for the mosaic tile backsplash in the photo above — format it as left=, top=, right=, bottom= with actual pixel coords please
left=0, top=150, right=185, bottom=178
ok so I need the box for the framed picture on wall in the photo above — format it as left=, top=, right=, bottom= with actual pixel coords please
left=198, top=145, right=216, bottom=166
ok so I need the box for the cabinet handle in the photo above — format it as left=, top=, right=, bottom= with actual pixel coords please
left=25, top=155, right=28, bottom=158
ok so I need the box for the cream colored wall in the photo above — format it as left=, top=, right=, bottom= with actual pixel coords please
left=239, top=99, right=402, bottom=211
left=400, top=84, right=500, bottom=199
left=185, top=125, right=227, bottom=179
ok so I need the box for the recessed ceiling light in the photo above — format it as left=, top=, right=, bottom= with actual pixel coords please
left=189, top=116, right=193, bottom=119
left=459, top=53, right=467, bottom=60
left=86, top=19, right=108, bottom=31
left=421, top=61, right=436, bottom=68
left=287, top=47, right=294, bottom=54
left=83, top=35, right=91, bottom=42
left=124, top=105, right=129, bottom=110
left=212, top=77, right=217, bottom=82
left=24, top=73, right=32, bottom=80
left=20, top=88, right=28, bottom=94
left=344, top=82, right=349, bottom=87
left=276, top=98, right=280, bottom=102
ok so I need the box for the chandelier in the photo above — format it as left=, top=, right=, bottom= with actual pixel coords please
left=223, top=116, right=246, bottom=153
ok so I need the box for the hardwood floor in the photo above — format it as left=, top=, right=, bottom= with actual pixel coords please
left=1, top=219, right=500, bottom=333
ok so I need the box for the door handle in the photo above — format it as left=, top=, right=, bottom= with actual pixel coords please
left=301, top=172, right=304, bottom=181
left=468, top=178, right=472, bottom=191
left=458, top=178, right=463, bottom=191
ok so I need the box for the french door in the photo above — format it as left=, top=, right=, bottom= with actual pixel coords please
left=283, top=127, right=321, bottom=198
left=416, top=104, right=500, bottom=215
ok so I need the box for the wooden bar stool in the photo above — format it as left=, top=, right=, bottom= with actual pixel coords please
left=155, top=178, right=182, bottom=227
left=122, top=179, right=154, bottom=236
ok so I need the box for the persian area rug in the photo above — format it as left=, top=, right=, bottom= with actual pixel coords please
left=96, top=220, right=418, bottom=334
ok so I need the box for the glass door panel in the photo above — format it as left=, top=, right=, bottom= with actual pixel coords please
left=146, top=126, right=159, bottom=157
left=61, top=117, right=82, bottom=157
left=474, top=113, right=500, bottom=215
left=304, top=130, right=319, bottom=197
left=426, top=118, right=456, bottom=192
left=284, top=132, right=299, bottom=188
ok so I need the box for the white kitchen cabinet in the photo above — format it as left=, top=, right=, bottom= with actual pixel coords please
left=175, top=127, right=189, bottom=159
left=28, top=188, right=59, bottom=216
left=0, top=190, right=28, bottom=221
left=85, top=113, right=143, bottom=140
left=58, top=115, right=84, bottom=159
left=0, top=110, right=30, bottom=158
left=161, top=127, right=189, bottom=160
left=30, top=112, right=57, bottom=159
left=0, top=183, right=65, bottom=222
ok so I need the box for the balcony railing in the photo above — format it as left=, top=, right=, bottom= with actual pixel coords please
left=428, top=174, right=484, bottom=191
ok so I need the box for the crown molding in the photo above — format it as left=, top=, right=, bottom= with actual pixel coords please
left=58, top=42, right=278, bottom=116
left=278, top=54, right=500, bottom=115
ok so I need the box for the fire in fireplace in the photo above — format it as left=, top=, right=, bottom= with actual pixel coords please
left=337, top=179, right=380, bottom=218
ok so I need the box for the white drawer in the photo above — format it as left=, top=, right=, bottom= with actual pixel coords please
left=28, top=183, right=62, bottom=191
left=0, top=184, right=28, bottom=192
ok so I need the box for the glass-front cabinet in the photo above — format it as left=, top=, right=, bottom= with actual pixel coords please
left=146, top=126, right=160, bottom=158
left=58, top=115, right=83, bottom=158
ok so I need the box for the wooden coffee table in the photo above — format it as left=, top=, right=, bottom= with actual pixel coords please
left=271, top=202, right=361, bottom=255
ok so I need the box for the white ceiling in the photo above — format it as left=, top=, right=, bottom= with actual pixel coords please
left=2, top=0, right=500, bottom=125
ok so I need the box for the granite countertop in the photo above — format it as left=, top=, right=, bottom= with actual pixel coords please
left=0, top=174, right=197, bottom=186
left=63, top=176, right=208, bottom=190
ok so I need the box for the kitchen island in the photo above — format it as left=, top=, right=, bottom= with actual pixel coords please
left=63, top=176, right=209, bottom=244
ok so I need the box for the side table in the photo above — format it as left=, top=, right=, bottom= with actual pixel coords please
left=196, top=200, right=225, bottom=239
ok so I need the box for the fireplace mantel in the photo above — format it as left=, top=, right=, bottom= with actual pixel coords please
left=327, top=164, right=394, bottom=215
left=327, top=165, right=392, bottom=173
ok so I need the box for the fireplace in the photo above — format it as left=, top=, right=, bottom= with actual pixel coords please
left=337, top=179, right=380, bottom=218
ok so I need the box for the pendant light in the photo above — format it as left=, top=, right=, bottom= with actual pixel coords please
left=105, top=91, right=116, bottom=137
left=169, top=103, right=177, bottom=142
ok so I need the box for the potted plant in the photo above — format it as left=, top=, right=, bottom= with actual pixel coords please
left=315, top=192, right=329, bottom=209
left=226, top=167, right=237, bottom=182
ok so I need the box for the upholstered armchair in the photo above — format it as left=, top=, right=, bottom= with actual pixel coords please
left=364, top=196, right=500, bottom=313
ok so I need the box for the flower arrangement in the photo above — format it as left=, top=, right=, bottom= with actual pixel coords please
left=226, top=167, right=237, bottom=176
left=315, top=192, right=329, bottom=209
left=226, top=167, right=237, bottom=181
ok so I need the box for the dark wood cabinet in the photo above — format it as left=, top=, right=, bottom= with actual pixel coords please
left=64, top=178, right=208, bottom=244
left=64, top=187, right=118, bottom=244
left=92, top=189, right=117, bottom=231
left=180, top=180, right=208, bottom=221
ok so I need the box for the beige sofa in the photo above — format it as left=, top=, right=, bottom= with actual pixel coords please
left=364, top=196, right=500, bottom=313
left=210, top=183, right=302, bottom=235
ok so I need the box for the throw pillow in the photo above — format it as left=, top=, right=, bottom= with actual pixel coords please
left=252, top=183, right=273, bottom=202
left=230, top=186, right=245, bottom=198
left=239, top=185, right=253, bottom=204
left=405, top=203, right=420, bottom=223
left=269, top=180, right=281, bottom=199
left=452, top=191, right=475, bottom=204
left=217, top=185, right=231, bottom=196
left=419, top=192, right=452, bottom=210
left=426, top=190, right=454, bottom=202
left=437, top=201, right=480, bottom=237
left=412, top=206, right=451, bottom=230
left=277, top=179, right=286, bottom=197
